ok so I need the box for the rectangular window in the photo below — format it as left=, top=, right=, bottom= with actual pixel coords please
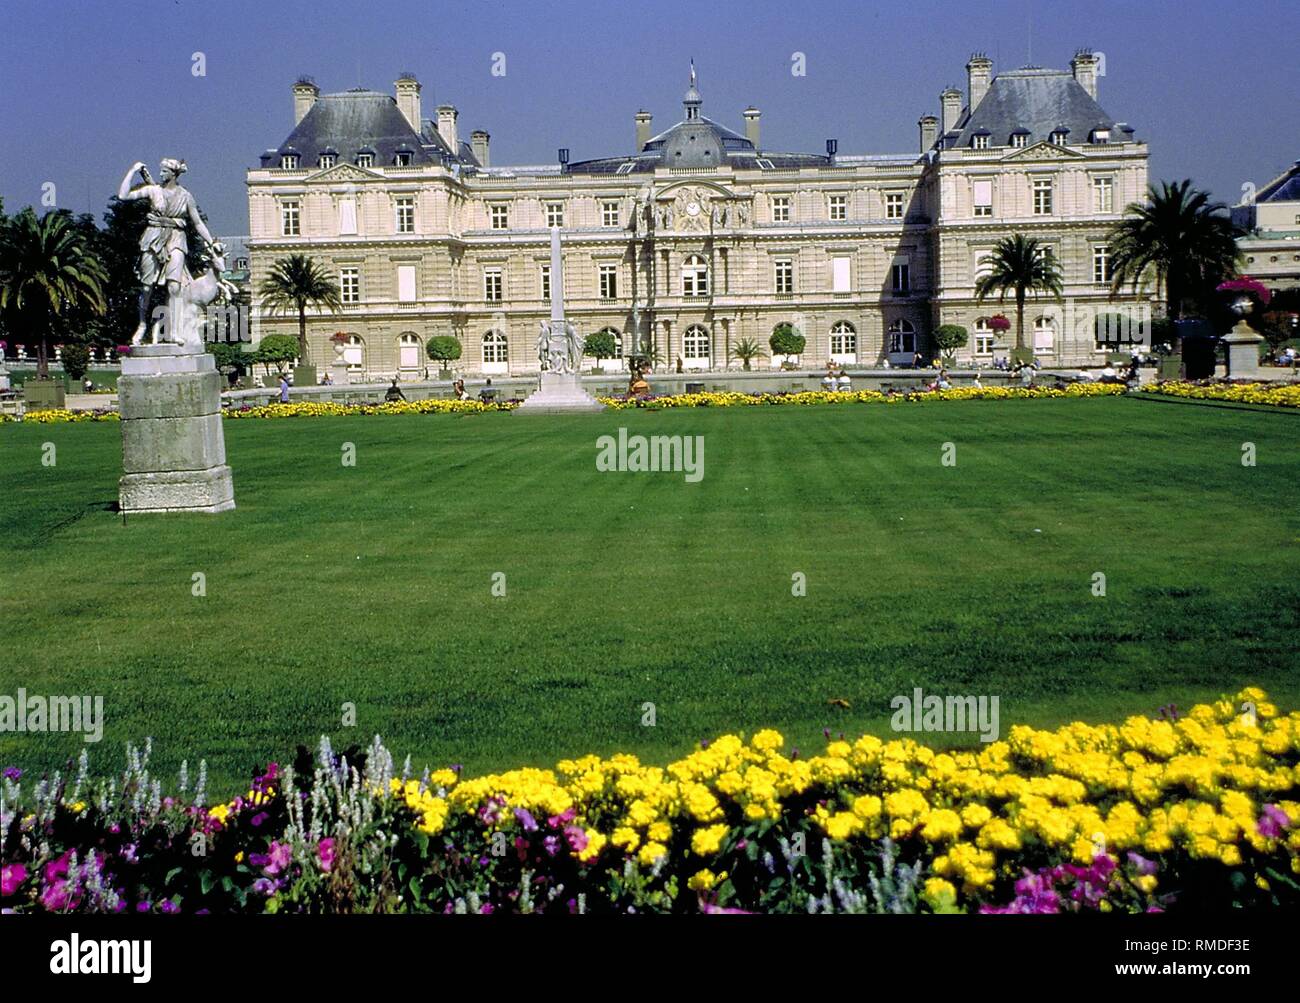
left=599, top=264, right=618, bottom=299
left=975, top=333, right=995, bottom=355
left=397, top=264, right=416, bottom=302
left=771, top=196, right=790, bottom=223
left=831, top=256, right=851, bottom=293
left=484, top=267, right=503, bottom=301
left=337, top=198, right=356, bottom=235
left=280, top=200, right=300, bottom=236
left=394, top=152, right=412, bottom=166
left=1093, top=176, right=1114, bottom=214
left=355, top=153, right=373, bottom=168
left=601, top=201, right=620, bottom=227
left=1093, top=245, right=1112, bottom=284
left=319, top=154, right=336, bottom=169
left=339, top=267, right=359, bottom=304
left=775, top=258, right=794, bottom=294
left=972, top=180, right=993, bottom=218
left=828, top=194, right=848, bottom=221
left=540, top=265, right=550, bottom=302
left=395, top=197, right=415, bottom=234
left=972, top=135, right=989, bottom=150
left=1033, top=178, right=1054, bottom=215
left=885, top=192, right=905, bottom=219
left=280, top=154, right=299, bottom=169
left=545, top=202, right=565, bottom=228
left=891, top=262, right=910, bottom=294
left=489, top=204, right=509, bottom=230
left=1011, top=134, right=1028, bottom=149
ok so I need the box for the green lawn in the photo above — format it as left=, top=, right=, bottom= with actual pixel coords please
left=2, top=396, right=1298, bottom=795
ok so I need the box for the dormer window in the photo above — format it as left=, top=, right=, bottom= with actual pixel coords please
left=394, top=150, right=413, bottom=166
left=280, top=154, right=299, bottom=169
left=1050, top=130, right=1069, bottom=146
left=1010, top=132, right=1029, bottom=149
left=318, top=153, right=335, bottom=169
left=972, top=134, right=989, bottom=150
left=355, top=151, right=374, bottom=168
left=1090, top=129, right=1110, bottom=144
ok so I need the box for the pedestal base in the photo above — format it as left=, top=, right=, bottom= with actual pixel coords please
left=328, top=361, right=351, bottom=386
left=513, top=371, right=606, bottom=414
left=1222, top=321, right=1264, bottom=380
left=118, top=345, right=235, bottom=514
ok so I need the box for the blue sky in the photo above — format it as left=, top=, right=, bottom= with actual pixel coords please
left=1, top=0, right=1296, bottom=234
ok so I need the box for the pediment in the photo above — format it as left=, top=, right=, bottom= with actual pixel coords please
left=307, top=163, right=384, bottom=183
left=1001, top=142, right=1085, bottom=162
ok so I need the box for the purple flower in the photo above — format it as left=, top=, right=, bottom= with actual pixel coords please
left=1127, top=851, right=1158, bottom=877
left=250, top=811, right=269, bottom=828
left=1258, top=804, right=1291, bottom=840
left=136, top=901, right=152, bottom=913
left=264, top=841, right=292, bottom=876
left=1, top=863, right=27, bottom=896
left=543, top=835, right=560, bottom=857
left=317, top=837, right=336, bottom=873
left=2, top=767, right=21, bottom=781
left=251, top=878, right=277, bottom=896
left=564, top=826, right=588, bottom=853
left=160, top=900, right=179, bottom=915
left=514, top=807, right=538, bottom=832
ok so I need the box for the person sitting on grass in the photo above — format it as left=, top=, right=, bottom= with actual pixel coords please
left=385, top=378, right=406, bottom=402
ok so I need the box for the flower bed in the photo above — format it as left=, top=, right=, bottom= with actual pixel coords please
left=0, top=383, right=1127, bottom=424
left=1141, top=381, right=1300, bottom=408
left=3, top=688, right=1296, bottom=914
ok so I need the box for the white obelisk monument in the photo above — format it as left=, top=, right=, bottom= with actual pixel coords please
left=514, top=227, right=605, bottom=414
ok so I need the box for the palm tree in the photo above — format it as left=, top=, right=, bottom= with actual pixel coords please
left=257, top=254, right=343, bottom=368
left=1106, top=180, right=1242, bottom=324
left=729, top=337, right=766, bottom=371
left=974, top=234, right=1064, bottom=353
left=0, top=209, right=107, bottom=380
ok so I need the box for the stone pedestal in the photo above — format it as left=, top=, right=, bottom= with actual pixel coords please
left=118, top=345, right=234, bottom=513
left=0, top=363, right=10, bottom=391
left=329, top=361, right=351, bottom=387
left=513, top=371, right=606, bottom=414
left=1222, top=321, right=1264, bottom=380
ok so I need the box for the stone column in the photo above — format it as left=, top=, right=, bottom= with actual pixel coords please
left=118, top=345, right=235, bottom=513
left=1222, top=320, right=1264, bottom=380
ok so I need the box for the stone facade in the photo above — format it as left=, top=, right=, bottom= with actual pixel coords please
left=246, top=54, right=1151, bottom=378
left=1234, top=160, right=1300, bottom=294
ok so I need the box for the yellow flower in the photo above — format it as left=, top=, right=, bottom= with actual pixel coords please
left=688, top=869, right=717, bottom=891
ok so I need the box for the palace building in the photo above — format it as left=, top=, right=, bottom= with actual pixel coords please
left=245, top=53, right=1150, bottom=378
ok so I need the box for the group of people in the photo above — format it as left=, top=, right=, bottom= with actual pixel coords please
left=820, top=363, right=853, bottom=392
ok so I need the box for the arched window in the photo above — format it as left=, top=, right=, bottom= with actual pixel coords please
left=887, top=318, right=916, bottom=355
left=340, top=334, right=365, bottom=375
left=682, top=255, right=709, bottom=297
left=1033, top=316, right=1056, bottom=355
left=683, top=325, right=711, bottom=364
left=482, top=330, right=509, bottom=369
left=973, top=318, right=994, bottom=356
left=830, top=321, right=857, bottom=359
left=398, top=333, right=422, bottom=370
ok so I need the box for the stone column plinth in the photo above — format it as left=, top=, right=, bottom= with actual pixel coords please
left=1222, top=321, right=1264, bottom=380
left=118, top=345, right=235, bottom=513
left=329, top=361, right=351, bottom=386
left=513, top=371, right=606, bottom=414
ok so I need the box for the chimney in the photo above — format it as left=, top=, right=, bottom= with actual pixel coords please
left=635, top=110, right=653, bottom=150
left=742, top=106, right=761, bottom=149
left=471, top=130, right=490, bottom=167
left=940, top=88, right=963, bottom=134
left=395, top=73, right=422, bottom=132
left=1071, top=49, right=1099, bottom=100
left=918, top=114, right=938, bottom=153
left=292, top=76, right=319, bottom=125
left=966, top=54, right=993, bottom=111
left=436, top=105, right=459, bottom=154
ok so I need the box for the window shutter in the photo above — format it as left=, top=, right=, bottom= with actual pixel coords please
left=832, top=256, right=851, bottom=292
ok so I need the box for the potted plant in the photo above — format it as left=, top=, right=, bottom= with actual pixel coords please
left=769, top=323, right=805, bottom=370
left=426, top=335, right=462, bottom=380
left=583, top=330, right=617, bottom=375
left=729, top=337, right=766, bottom=371
left=933, top=324, right=968, bottom=368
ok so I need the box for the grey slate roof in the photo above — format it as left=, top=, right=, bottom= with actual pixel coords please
left=944, top=68, right=1126, bottom=149
left=259, top=89, right=480, bottom=168
left=1257, top=162, right=1300, bottom=203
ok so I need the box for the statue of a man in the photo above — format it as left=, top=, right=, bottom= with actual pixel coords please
left=117, top=158, right=218, bottom=344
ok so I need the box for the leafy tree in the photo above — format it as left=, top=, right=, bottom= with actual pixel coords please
left=210, top=341, right=254, bottom=376
left=769, top=323, right=806, bottom=358
left=97, top=198, right=151, bottom=349
left=257, top=254, right=342, bottom=364
left=254, top=334, right=300, bottom=376
left=584, top=330, right=618, bottom=365
left=932, top=324, right=968, bottom=361
left=0, top=208, right=107, bottom=379
left=61, top=344, right=91, bottom=382
left=1107, top=180, right=1242, bottom=325
left=426, top=335, right=463, bottom=371
left=729, top=337, right=766, bottom=371
left=975, top=235, right=1064, bottom=351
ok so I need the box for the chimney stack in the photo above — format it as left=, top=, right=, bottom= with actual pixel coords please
left=292, top=76, right=319, bottom=125
left=1071, top=49, right=1099, bottom=100
left=635, top=110, right=653, bottom=150
left=395, top=73, right=422, bottom=132
left=471, top=130, right=490, bottom=167
left=436, top=105, right=459, bottom=155
left=742, top=106, right=761, bottom=149
left=918, top=115, right=938, bottom=153
left=940, top=88, right=963, bottom=135
left=966, top=54, right=993, bottom=111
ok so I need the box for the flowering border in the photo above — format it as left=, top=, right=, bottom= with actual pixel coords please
left=1141, top=381, right=1300, bottom=408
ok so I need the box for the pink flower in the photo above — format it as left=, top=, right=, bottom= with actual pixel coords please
left=1258, top=804, right=1291, bottom=840
left=563, top=825, right=588, bottom=853
left=1, top=863, right=26, bottom=896
left=263, top=841, right=292, bottom=876
left=317, top=838, right=335, bottom=872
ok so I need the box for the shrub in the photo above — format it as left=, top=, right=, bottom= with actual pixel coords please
left=60, top=344, right=91, bottom=382
left=769, top=323, right=806, bottom=358
left=426, top=335, right=462, bottom=369
left=583, top=331, right=618, bottom=364
left=932, top=325, right=968, bottom=360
